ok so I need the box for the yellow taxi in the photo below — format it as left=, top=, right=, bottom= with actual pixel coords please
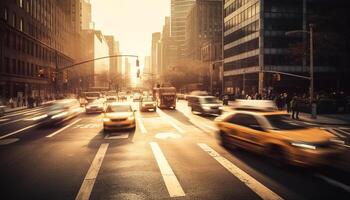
left=215, top=110, right=345, bottom=167
left=102, top=102, right=136, bottom=131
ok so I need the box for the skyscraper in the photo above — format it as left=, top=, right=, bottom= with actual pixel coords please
left=171, top=0, right=195, bottom=60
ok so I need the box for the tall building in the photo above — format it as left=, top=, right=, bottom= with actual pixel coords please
left=0, top=0, right=81, bottom=99
left=104, top=35, right=119, bottom=87
left=171, top=0, right=195, bottom=60
left=151, top=32, right=161, bottom=76
left=80, top=0, right=92, bottom=30
left=160, top=16, right=177, bottom=76
left=144, top=56, right=151, bottom=74
left=223, top=0, right=350, bottom=95
left=185, top=0, right=222, bottom=61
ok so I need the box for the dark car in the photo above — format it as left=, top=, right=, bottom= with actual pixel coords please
left=188, top=96, right=223, bottom=115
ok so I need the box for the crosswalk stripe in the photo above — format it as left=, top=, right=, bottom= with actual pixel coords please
left=75, top=143, right=109, bottom=200
left=150, top=142, right=185, bottom=197
left=198, top=143, right=283, bottom=200
left=0, top=118, right=9, bottom=122
left=335, top=129, right=350, bottom=136
left=46, top=119, right=81, bottom=138
left=326, top=128, right=346, bottom=138
left=0, top=107, right=45, bottom=118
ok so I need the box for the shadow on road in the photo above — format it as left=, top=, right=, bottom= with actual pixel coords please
left=223, top=145, right=350, bottom=200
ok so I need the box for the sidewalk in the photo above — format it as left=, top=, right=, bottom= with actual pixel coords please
left=298, top=113, right=350, bottom=125
left=2, top=100, right=56, bottom=114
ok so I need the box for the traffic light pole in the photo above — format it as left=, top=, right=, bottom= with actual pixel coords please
left=54, top=54, right=138, bottom=94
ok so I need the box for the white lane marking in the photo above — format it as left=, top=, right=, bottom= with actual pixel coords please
left=0, top=138, right=20, bottom=145
left=315, top=174, right=350, bottom=193
left=326, top=128, right=346, bottom=138
left=0, top=107, right=45, bottom=118
left=104, top=134, right=129, bottom=139
left=203, top=124, right=218, bottom=131
left=0, top=118, right=9, bottom=122
left=342, top=144, right=350, bottom=148
left=0, top=123, right=40, bottom=140
left=75, top=143, right=109, bottom=200
left=46, top=119, right=81, bottom=138
left=136, top=113, right=147, bottom=134
left=0, top=118, right=25, bottom=127
left=150, top=142, right=185, bottom=197
left=336, top=129, right=350, bottom=136
left=198, top=143, right=283, bottom=200
left=156, top=109, right=185, bottom=133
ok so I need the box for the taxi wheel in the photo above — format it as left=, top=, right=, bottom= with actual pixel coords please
left=219, top=131, right=231, bottom=148
left=268, top=145, right=288, bottom=167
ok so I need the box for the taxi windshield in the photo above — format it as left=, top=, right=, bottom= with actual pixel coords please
left=142, top=97, right=154, bottom=102
left=266, top=115, right=304, bottom=130
left=106, top=105, right=131, bottom=113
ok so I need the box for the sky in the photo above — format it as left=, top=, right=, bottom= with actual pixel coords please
left=90, top=0, right=170, bottom=65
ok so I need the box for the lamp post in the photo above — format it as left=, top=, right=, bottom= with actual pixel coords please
left=286, top=24, right=316, bottom=118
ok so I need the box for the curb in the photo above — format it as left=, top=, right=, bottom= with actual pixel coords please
left=4, top=107, right=28, bottom=114
left=299, top=118, right=350, bottom=126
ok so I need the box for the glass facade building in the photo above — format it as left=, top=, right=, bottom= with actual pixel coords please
left=223, top=0, right=350, bottom=95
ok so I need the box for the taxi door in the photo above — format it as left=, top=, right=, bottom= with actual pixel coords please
left=227, top=113, right=265, bottom=151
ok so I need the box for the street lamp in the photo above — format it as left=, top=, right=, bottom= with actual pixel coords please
left=286, top=24, right=316, bottom=119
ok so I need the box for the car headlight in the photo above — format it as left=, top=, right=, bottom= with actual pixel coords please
left=128, top=116, right=135, bottom=121
left=218, top=106, right=223, bottom=109
left=291, top=142, right=316, bottom=150
left=103, top=118, right=110, bottom=122
left=203, top=106, right=211, bottom=110
left=86, top=106, right=91, bottom=109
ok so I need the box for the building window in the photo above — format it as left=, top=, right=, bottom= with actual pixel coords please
left=26, top=0, right=30, bottom=13
left=4, top=7, right=8, bottom=21
left=12, top=13, right=16, bottom=27
left=19, top=18, right=23, bottom=31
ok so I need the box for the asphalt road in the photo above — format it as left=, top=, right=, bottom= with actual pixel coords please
left=0, top=100, right=350, bottom=200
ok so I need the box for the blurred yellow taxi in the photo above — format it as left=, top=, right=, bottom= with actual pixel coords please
left=103, top=102, right=136, bottom=131
left=215, top=110, right=345, bottom=167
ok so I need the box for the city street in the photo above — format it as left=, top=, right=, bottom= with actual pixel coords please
left=0, top=100, right=350, bottom=200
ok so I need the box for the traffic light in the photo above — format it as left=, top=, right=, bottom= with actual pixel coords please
left=38, top=68, right=44, bottom=78
left=63, top=70, right=68, bottom=83
left=50, top=70, right=56, bottom=81
left=137, top=69, right=140, bottom=78
left=276, top=73, right=281, bottom=81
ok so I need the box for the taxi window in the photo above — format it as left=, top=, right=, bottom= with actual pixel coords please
left=266, top=115, right=304, bottom=130
left=228, top=114, right=260, bottom=128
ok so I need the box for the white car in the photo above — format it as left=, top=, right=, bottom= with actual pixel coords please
left=85, top=99, right=105, bottom=113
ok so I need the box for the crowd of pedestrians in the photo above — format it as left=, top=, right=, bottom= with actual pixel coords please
left=0, top=95, right=55, bottom=109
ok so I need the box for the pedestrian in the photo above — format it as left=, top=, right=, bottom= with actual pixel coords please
left=286, top=93, right=292, bottom=113
left=9, top=98, right=14, bottom=108
left=291, top=96, right=300, bottom=120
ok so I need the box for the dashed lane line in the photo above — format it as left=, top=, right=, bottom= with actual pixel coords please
left=75, top=143, right=109, bottom=200
left=150, top=142, right=185, bottom=198
left=136, top=112, right=147, bottom=134
left=0, top=123, right=40, bottom=140
left=156, top=109, right=185, bottom=133
left=314, top=174, right=350, bottom=193
left=198, top=143, right=284, bottom=200
left=46, top=119, right=82, bottom=138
